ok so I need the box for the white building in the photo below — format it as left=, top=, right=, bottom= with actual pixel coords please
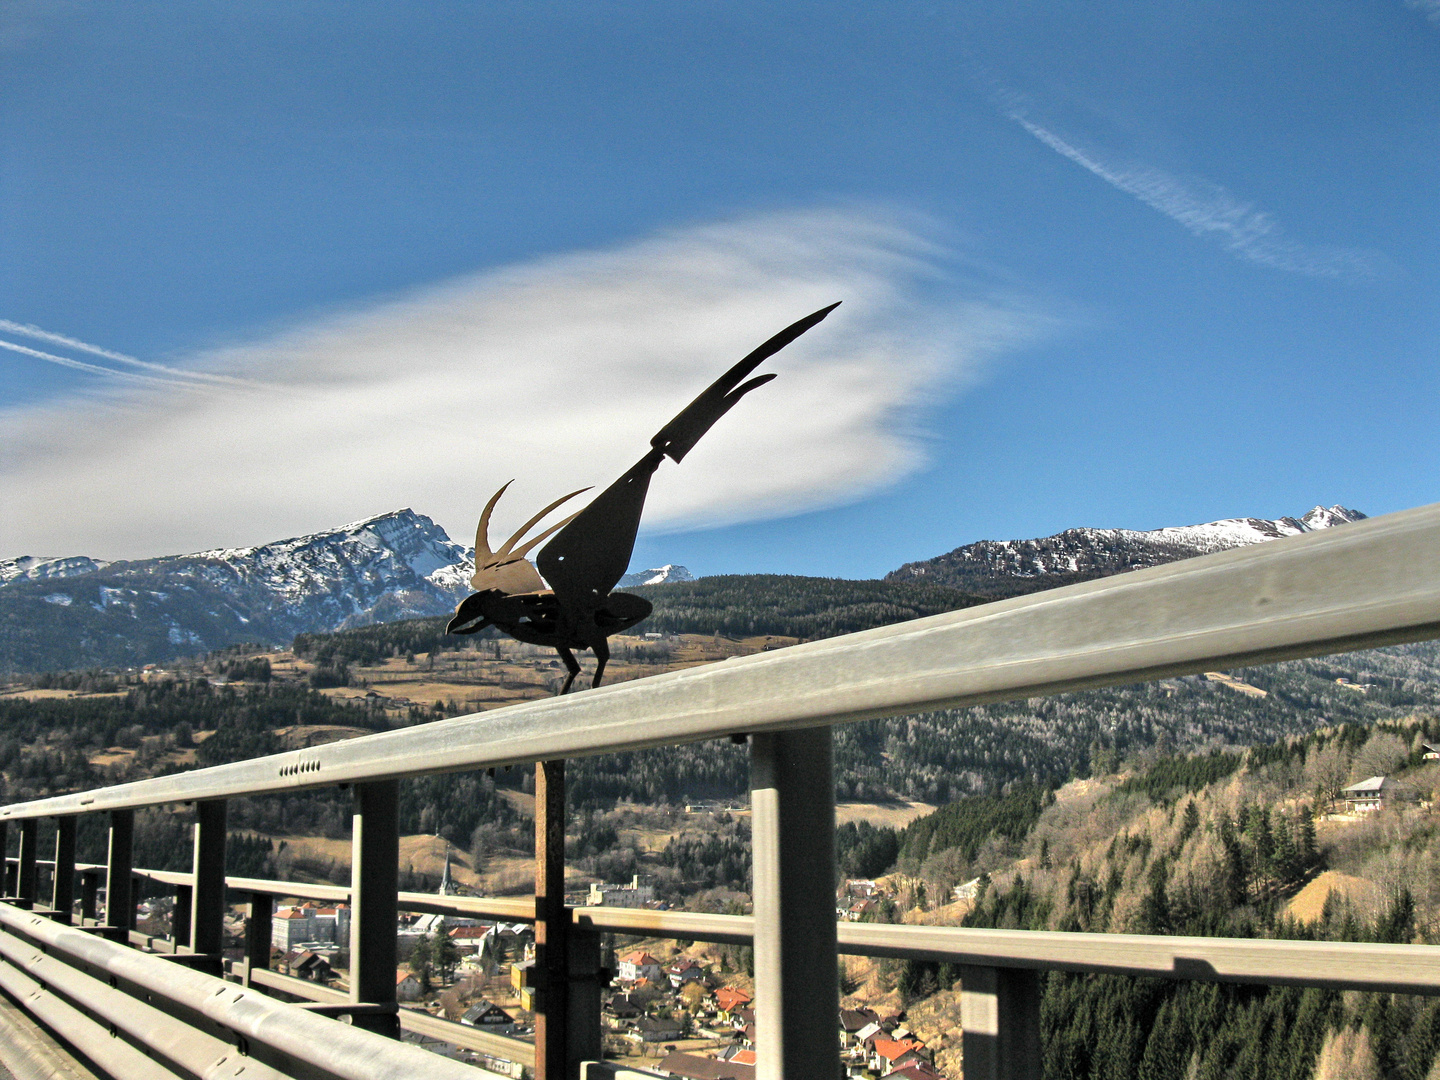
left=587, top=875, right=655, bottom=908
left=1342, top=776, right=1397, bottom=813
left=272, top=906, right=317, bottom=951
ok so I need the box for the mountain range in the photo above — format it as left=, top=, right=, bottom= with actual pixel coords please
left=0, top=505, right=1362, bottom=674
left=886, top=505, right=1365, bottom=597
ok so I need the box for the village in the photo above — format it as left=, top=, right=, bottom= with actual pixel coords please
left=124, top=853, right=951, bottom=1080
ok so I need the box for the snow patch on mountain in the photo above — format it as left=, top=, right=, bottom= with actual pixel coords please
left=0, top=555, right=110, bottom=585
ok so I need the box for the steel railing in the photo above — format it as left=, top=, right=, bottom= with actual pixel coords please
left=0, top=499, right=1436, bottom=1080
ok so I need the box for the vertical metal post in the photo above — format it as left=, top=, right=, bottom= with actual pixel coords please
left=958, top=965, right=1042, bottom=1080
left=567, top=924, right=603, bottom=1071
left=245, top=892, right=273, bottom=987
left=80, top=869, right=100, bottom=922
left=16, top=819, right=38, bottom=910
left=190, top=800, right=227, bottom=966
left=51, top=817, right=76, bottom=924
left=749, top=728, right=840, bottom=1080
left=172, top=884, right=192, bottom=948
left=0, top=821, right=9, bottom=897
left=104, top=810, right=134, bottom=943
left=534, top=759, right=568, bottom=1080
left=350, top=780, right=399, bottom=1037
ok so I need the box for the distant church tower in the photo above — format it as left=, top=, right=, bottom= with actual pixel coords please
left=438, top=843, right=457, bottom=896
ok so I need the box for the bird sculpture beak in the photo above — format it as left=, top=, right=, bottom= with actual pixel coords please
left=446, top=593, right=491, bottom=635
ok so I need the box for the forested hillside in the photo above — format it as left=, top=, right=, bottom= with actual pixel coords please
left=847, top=717, right=1440, bottom=1080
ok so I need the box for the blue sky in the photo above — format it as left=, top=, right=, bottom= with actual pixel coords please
left=2, top=1, right=1437, bottom=578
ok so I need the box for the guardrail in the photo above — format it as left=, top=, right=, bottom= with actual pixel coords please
left=0, top=500, right=1437, bottom=1080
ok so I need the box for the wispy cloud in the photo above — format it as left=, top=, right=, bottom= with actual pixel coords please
left=0, top=320, right=259, bottom=386
left=1406, top=0, right=1440, bottom=23
left=1009, top=109, right=1379, bottom=280
left=0, top=208, right=1050, bottom=560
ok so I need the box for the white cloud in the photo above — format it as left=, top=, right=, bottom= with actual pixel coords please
left=0, top=208, right=1047, bottom=560
left=1011, top=112, right=1380, bottom=280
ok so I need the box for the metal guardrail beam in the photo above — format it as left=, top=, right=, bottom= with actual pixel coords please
left=113, top=867, right=1440, bottom=995
left=104, top=865, right=1440, bottom=997
left=835, top=923, right=1440, bottom=996
left=242, top=966, right=538, bottom=1068
left=4, top=500, right=1439, bottom=820
left=0, top=901, right=490, bottom=1080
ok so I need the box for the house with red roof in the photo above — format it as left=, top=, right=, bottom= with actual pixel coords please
left=713, top=986, right=752, bottom=1020
left=869, top=1036, right=927, bottom=1074
left=617, top=950, right=663, bottom=983
left=396, top=968, right=423, bottom=1002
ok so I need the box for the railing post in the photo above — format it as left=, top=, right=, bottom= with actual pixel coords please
left=0, top=821, right=10, bottom=897
left=51, top=816, right=75, bottom=923
left=80, top=868, right=100, bottom=922
left=350, top=779, right=399, bottom=1037
left=173, top=883, right=192, bottom=947
left=567, top=925, right=603, bottom=1073
left=103, top=809, right=134, bottom=942
left=244, top=891, right=273, bottom=987
left=958, top=965, right=1041, bottom=1080
left=16, top=819, right=38, bottom=910
left=749, top=727, right=840, bottom=1080
left=534, top=758, right=569, bottom=1080
left=190, top=800, right=226, bottom=968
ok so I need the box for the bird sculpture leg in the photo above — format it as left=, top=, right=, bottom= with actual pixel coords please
left=591, top=638, right=610, bottom=689
left=556, top=646, right=581, bottom=695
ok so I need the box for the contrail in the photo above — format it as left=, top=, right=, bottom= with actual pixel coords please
left=0, top=319, right=260, bottom=386
left=1009, top=111, right=1378, bottom=280
left=0, top=338, right=206, bottom=388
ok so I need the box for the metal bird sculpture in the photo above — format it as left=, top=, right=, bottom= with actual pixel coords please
left=446, top=302, right=840, bottom=693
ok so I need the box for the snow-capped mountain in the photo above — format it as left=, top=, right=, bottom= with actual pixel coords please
left=0, top=510, right=478, bottom=673
left=885, top=506, right=1366, bottom=596
left=619, top=565, right=694, bottom=587
left=146, top=508, right=475, bottom=630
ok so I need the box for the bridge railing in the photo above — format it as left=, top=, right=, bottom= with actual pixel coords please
left=0, top=500, right=1437, bottom=1080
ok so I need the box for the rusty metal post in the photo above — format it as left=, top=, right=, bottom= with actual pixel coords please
left=245, top=891, right=273, bottom=987
left=103, top=809, right=134, bottom=942
left=16, top=819, right=38, bottom=910
left=350, top=780, right=400, bottom=1037
left=535, top=759, right=568, bottom=1080
left=51, top=817, right=75, bottom=923
left=750, top=727, right=840, bottom=1080
left=958, top=965, right=1042, bottom=1080
left=190, top=800, right=226, bottom=967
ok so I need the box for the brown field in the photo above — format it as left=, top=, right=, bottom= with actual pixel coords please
left=835, top=801, right=936, bottom=829
left=1285, top=869, right=1385, bottom=923
left=296, top=632, right=805, bottom=718
left=271, top=832, right=589, bottom=895
left=0, top=687, right=127, bottom=701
